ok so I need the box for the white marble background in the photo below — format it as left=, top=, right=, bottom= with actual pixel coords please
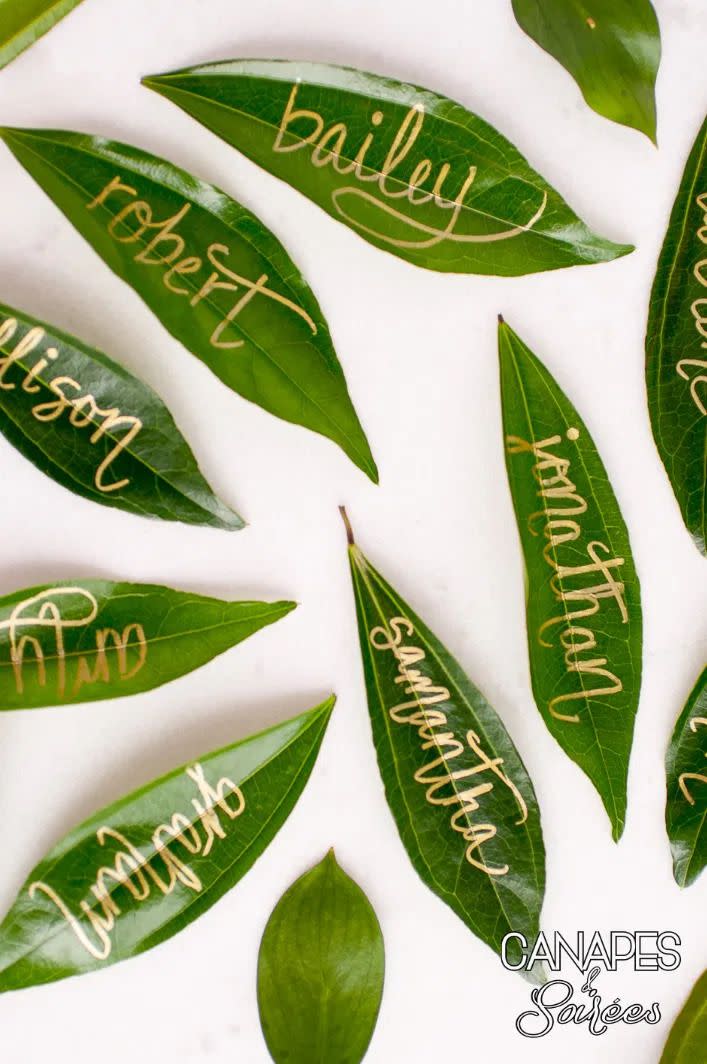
left=0, top=0, right=705, bottom=1060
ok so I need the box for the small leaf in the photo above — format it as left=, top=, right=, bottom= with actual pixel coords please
left=646, top=115, right=707, bottom=555
left=0, top=128, right=377, bottom=482
left=342, top=508, right=546, bottom=970
left=0, top=580, right=295, bottom=710
left=0, top=301, right=243, bottom=530
left=512, top=0, right=661, bottom=143
left=499, top=318, right=642, bottom=840
left=660, top=967, right=707, bottom=1064
left=0, top=697, right=334, bottom=991
left=0, top=0, right=85, bottom=71
left=666, top=667, right=707, bottom=888
left=143, top=58, right=633, bottom=277
left=258, top=850, right=384, bottom=1064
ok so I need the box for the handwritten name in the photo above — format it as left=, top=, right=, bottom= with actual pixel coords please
left=507, top=429, right=629, bottom=723
left=369, top=615, right=528, bottom=876
left=273, top=85, right=548, bottom=250
left=678, top=712, right=707, bottom=804
left=30, top=762, right=246, bottom=960
left=678, top=191, right=707, bottom=415
left=86, top=177, right=317, bottom=348
left=0, top=587, right=146, bottom=699
left=0, top=316, right=141, bottom=494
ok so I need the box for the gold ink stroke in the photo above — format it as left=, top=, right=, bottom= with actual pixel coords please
left=678, top=191, right=707, bottom=415
left=29, top=763, right=246, bottom=960
left=506, top=430, right=629, bottom=724
left=369, top=616, right=528, bottom=877
left=678, top=715, right=707, bottom=805
left=0, top=587, right=147, bottom=699
left=86, top=178, right=317, bottom=348
left=273, top=85, right=548, bottom=251
left=0, top=316, right=142, bottom=493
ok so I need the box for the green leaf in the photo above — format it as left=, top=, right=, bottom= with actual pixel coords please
left=660, top=967, right=707, bottom=1064
left=665, top=667, right=707, bottom=888
left=498, top=318, right=642, bottom=840
left=0, top=697, right=334, bottom=991
left=258, top=850, right=384, bottom=1064
left=143, top=59, right=633, bottom=277
left=0, top=0, right=85, bottom=71
left=0, top=580, right=295, bottom=710
left=0, top=301, right=244, bottom=530
left=0, top=128, right=377, bottom=482
left=341, top=508, right=545, bottom=970
left=511, top=0, right=660, bottom=143
left=646, top=115, right=707, bottom=556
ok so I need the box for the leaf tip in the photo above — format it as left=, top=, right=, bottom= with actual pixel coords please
left=339, top=505, right=355, bottom=545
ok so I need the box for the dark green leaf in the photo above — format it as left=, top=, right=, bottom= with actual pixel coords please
left=0, top=301, right=243, bottom=530
left=258, top=850, right=384, bottom=1064
left=0, top=580, right=294, bottom=710
left=646, top=115, right=707, bottom=556
left=660, top=967, right=707, bottom=1064
left=143, top=59, right=633, bottom=277
left=0, top=0, right=85, bottom=71
left=342, top=509, right=545, bottom=970
left=499, top=318, right=642, bottom=840
left=665, top=667, right=707, bottom=888
left=0, top=128, right=377, bottom=482
left=512, top=0, right=660, bottom=143
left=0, top=697, right=334, bottom=991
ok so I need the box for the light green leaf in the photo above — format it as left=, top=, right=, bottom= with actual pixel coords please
left=660, top=967, right=707, bottom=1064
left=258, top=850, right=384, bottom=1063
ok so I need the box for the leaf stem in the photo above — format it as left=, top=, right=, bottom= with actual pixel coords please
left=339, top=506, right=355, bottom=545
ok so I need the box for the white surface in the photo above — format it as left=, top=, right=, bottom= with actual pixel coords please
left=0, top=1, right=706, bottom=1061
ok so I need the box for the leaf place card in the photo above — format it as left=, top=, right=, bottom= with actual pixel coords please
left=0, top=698, right=334, bottom=991
left=341, top=508, right=546, bottom=970
left=646, top=115, right=707, bottom=556
left=666, top=667, right=707, bottom=887
left=0, top=302, right=244, bottom=529
left=499, top=317, right=642, bottom=841
left=0, top=580, right=294, bottom=710
left=258, top=850, right=385, bottom=1064
left=512, top=0, right=661, bottom=143
left=0, top=128, right=377, bottom=482
left=0, top=0, right=85, bottom=72
left=143, top=59, right=633, bottom=276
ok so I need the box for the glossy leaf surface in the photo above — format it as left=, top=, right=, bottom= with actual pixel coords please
left=258, top=850, right=384, bottom=1063
left=144, top=59, right=632, bottom=277
left=0, top=128, right=377, bottom=481
left=343, top=511, right=545, bottom=968
left=0, top=698, right=334, bottom=991
left=512, top=0, right=660, bottom=142
left=666, top=667, right=707, bottom=887
left=499, top=319, right=642, bottom=840
left=0, top=580, right=294, bottom=710
left=0, top=301, right=243, bottom=529
left=646, top=116, right=707, bottom=555
left=0, top=0, right=84, bottom=71
left=660, top=967, right=707, bottom=1064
